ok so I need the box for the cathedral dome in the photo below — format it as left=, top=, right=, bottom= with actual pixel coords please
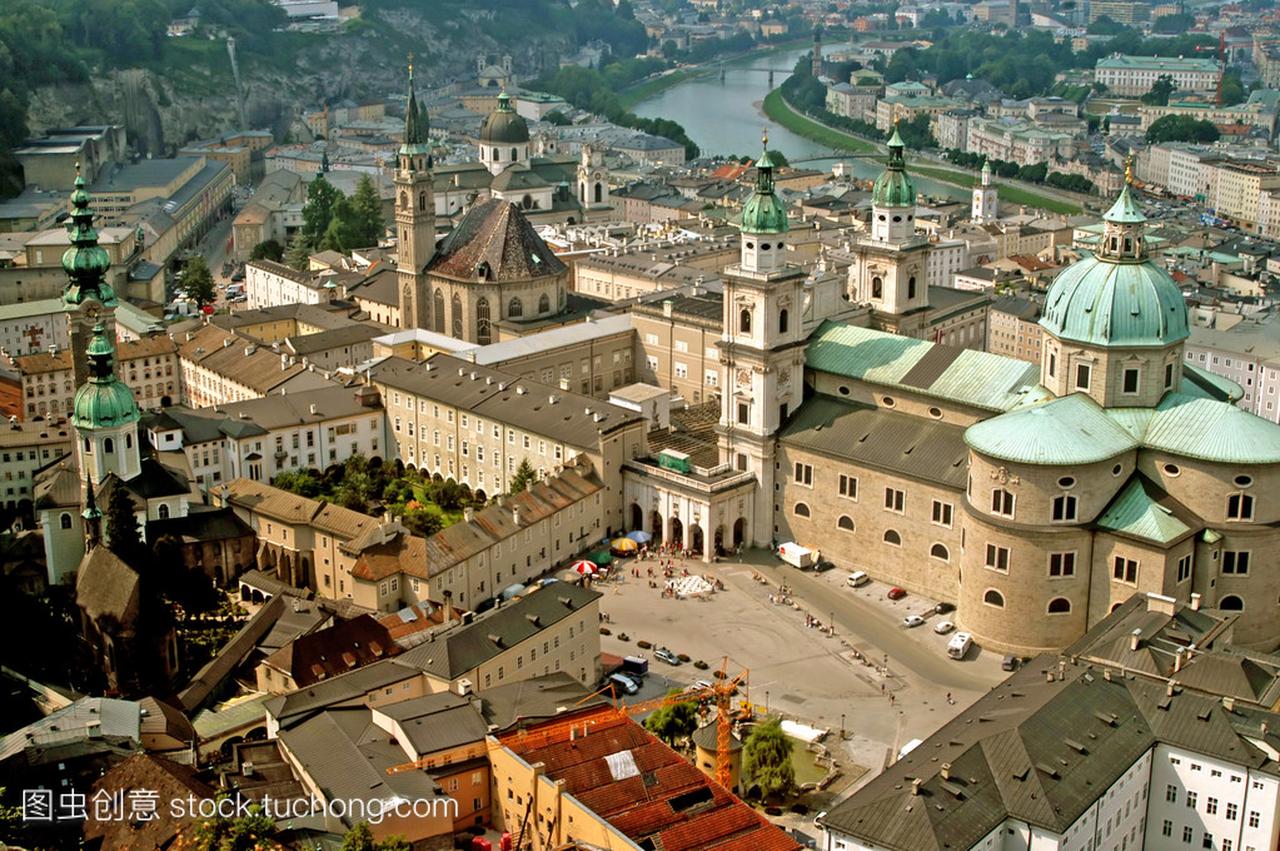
left=870, top=127, right=915, bottom=208
left=72, top=326, right=140, bottom=431
left=1040, top=182, right=1187, bottom=349
left=479, top=92, right=530, bottom=144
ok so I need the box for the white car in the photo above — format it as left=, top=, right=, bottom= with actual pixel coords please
left=933, top=620, right=955, bottom=635
left=902, top=615, right=925, bottom=628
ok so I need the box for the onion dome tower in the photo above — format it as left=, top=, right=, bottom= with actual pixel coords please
left=73, top=323, right=141, bottom=485
left=1039, top=161, right=1188, bottom=407
left=739, top=131, right=790, bottom=274
left=869, top=126, right=916, bottom=243
left=62, top=165, right=118, bottom=387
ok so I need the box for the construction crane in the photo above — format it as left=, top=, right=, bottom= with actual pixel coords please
left=1193, top=32, right=1227, bottom=105
left=385, top=658, right=749, bottom=790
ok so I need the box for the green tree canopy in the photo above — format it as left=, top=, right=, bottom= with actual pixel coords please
left=1141, top=74, right=1176, bottom=106
left=339, top=822, right=410, bottom=851
left=105, top=486, right=142, bottom=561
left=190, top=796, right=279, bottom=851
left=509, top=459, right=538, bottom=494
left=1146, top=114, right=1220, bottom=144
left=744, top=717, right=794, bottom=799
left=643, top=696, right=700, bottom=747
left=349, top=174, right=385, bottom=247
left=284, top=232, right=311, bottom=271
left=182, top=255, right=217, bottom=308
left=249, top=238, right=284, bottom=262
left=301, top=174, right=342, bottom=249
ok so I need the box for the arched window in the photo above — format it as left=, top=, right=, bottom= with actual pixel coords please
left=794, top=502, right=811, bottom=518
left=594, top=182, right=602, bottom=204
left=158, top=503, right=170, bottom=519
left=1047, top=597, right=1071, bottom=614
left=508, top=297, right=523, bottom=318
left=908, top=276, right=917, bottom=299
left=779, top=309, right=789, bottom=334
left=1220, top=595, right=1244, bottom=611
left=521, top=193, right=533, bottom=210
left=126, top=433, right=133, bottom=449
left=104, top=438, right=114, bottom=454
left=451, top=293, right=463, bottom=338
left=837, top=515, right=855, bottom=531
left=883, top=529, right=901, bottom=546
left=476, top=298, right=491, bottom=345
left=930, top=543, right=949, bottom=561
left=493, top=148, right=500, bottom=162
left=511, top=147, right=518, bottom=161
left=60, top=513, right=72, bottom=530
left=538, top=292, right=550, bottom=314
left=1227, top=492, right=1254, bottom=521
left=433, top=289, right=445, bottom=333
left=983, top=589, right=1005, bottom=608
left=739, top=309, right=752, bottom=334
left=399, top=191, right=408, bottom=208
left=871, top=276, right=883, bottom=299
left=418, top=192, right=427, bottom=211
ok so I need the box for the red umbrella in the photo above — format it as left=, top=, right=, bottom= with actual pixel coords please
left=571, top=560, right=596, bottom=575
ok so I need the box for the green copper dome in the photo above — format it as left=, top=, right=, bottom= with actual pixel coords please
left=479, top=91, right=530, bottom=144
left=61, top=168, right=117, bottom=308
left=72, top=324, right=139, bottom=431
left=740, top=132, right=789, bottom=234
left=1041, top=180, right=1187, bottom=349
left=871, top=127, right=915, bottom=208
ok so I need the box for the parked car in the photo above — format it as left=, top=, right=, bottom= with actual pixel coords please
left=902, top=615, right=925, bottom=628
left=933, top=620, right=955, bottom=635
left=608, top=673, right=638, bottom=695
left=846, top=571, right=870, bottom=588
left=813, top=559, right=835, bottom=572
left=933, top=602, right=955, bottom=615
left=948, top=632, right=973, bottom=660
left=654, top=647, right=681, bottom=665
left=692, top=679, right=713, bottom=691
left=1002, top=654, right=1020, bottom=672
left=887, top=587, right=907, bottom=600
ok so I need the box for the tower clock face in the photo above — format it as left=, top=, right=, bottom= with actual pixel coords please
left=82, top=301, right=101, bottom=322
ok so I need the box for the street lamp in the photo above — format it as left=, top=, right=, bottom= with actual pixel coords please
left=765, top=690, right=770, bottom=715
left=840, top=714, right=846, bottom=739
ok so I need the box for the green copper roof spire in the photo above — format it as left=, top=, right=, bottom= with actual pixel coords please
left=871, top=124, right=915, bottom=208
left=400, top=53, right=431, bottom=159
left=740, top=129, right=789, bottom=234
left=72, top=323, right=139, bottom=431
left=61, top=163, right=116, bottom=308
left=1103, top=156, right=1145, bottom=225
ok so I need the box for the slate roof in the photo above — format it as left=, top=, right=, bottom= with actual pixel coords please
left=261, top=614, right=397, bottom=687
left=822, top=660, right=1280, bottom=851
left=0, top=697, right=141, bottom=766
left=265, top=658, right=425, bottom=730
left=84, top=754, right=215, bottom=850
left=426, top=199, right=566, bottom=281
left=779, top=396, right=968, bottom=489
left=398, top=583, right=601, bottom=680
left=75, top=546, right=141, bottom=624
left=806, top=321, right=1049, bottom=413
left=478, top=672, right=604, bottom=732
left=223, top=477, right=376, bottom=539
left=373, top=691, right=489, bottom=755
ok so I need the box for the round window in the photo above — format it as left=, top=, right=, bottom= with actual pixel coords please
left=1163, top=463, right=1181, bottom=477
left=928, top=406, right=942, bottom=419
left=1234, top=474, right=1253, bottom=487
left=907, top=214, right=913, bottom=221
left=777, top=241, right=784, bottom=249
left=1058, top=476, right=1076, bottom=489
left=882, top=396, right=896, bottom=408
left=892, top=215, right=902, bottom=223
left=1112, top=464, right=1123, bottom=476
left=878, top=214, right=886, bottom=221
left=761, top=243, right=771, bottom=250
left=838, top=385, right=850, bottom=396
left=745, top=241, right=754, bottom=249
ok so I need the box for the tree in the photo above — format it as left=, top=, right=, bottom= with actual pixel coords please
left=349, top=174, right=385, bottom=247
left=743, top=717, right=794, bottom=799
left=284, top=232, right=310, bottom=271
left=249, top=238, right=284, bottom=262
left=643, top=696, right=699, bottom=747
left=764, top=149, right=789, bottom=167
left=509, top=459, right=538, bottom=494
left=545, top=109, right=572, bottom=126
left=105, top=486, right=142, bottom=561
left=300, top=174, right=341, bottom=248
left=340, top=822, right=410, bottom=851
left=319, top=196, right=361, bottom=252
left=272, top=468, right=325, bottom=497
left=1141, top=74, right=1176, bottom=106
left=1146, top=114, right=1220, bottom=143
left=183, top=256, right=217, bottom=308
left=1152, top=12, right=1194, bottom=33
left=190, top=796, right=279, bottom=851
left=1220, top=69, right=1245, bottom=107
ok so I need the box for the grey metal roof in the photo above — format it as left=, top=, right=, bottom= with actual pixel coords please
left=465, top=315, right=633, bottom=366
left=823, top=660, right=1280, bottom=850
left=398, top=583, right=601, bottom=680
left=266, top=658, right=425, bottom=730
left=779, top=396, right=969, bottom=490
left=477, top=671, right=603, bottom=731
left=0, top=697, right=141, bottom=765
left=373, top=692, right=489, bottom=755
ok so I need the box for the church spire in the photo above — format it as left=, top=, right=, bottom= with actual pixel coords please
left=1098, top=156, right=1146, bottom=261
left=82, top=476, right=101, bottom=549
left=400, top=54, right=431, bottom=166
left=62, top=163, right=116, bottom=308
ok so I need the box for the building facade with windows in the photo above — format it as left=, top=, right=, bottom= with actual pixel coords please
left=1094, top=55, right=1222, bottom=97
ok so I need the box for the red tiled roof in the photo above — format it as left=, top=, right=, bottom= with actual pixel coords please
left=501, top=709, right=800, bottom=851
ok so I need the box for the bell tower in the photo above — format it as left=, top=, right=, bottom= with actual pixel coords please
left=394, top=56, right=435, bottom=330
left=972, top=160, right=998, bottom=224
left=62, top=165, right=117, bottom=389
left=577, top=142, right=609, bottom=209
left=717, top=132, right=808, bottom=547
left=72, top=323, right=141, bottom=486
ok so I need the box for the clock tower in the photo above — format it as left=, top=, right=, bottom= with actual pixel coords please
left=717, top=133, right=808, bottom=547
left=395, top=59, right=435, bottom=330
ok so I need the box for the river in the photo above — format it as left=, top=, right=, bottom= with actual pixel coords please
left=631, top=46, right=969, bottom=203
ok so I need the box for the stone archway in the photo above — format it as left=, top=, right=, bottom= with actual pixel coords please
left=670, top=517, right=684, bottom=549
left=732, top=517, right=746, bottom=548
left=690, top=525, right=704, bottom=555
left=714, top=525, right=725, bottom=555
left=630, top=503, right=643, bottom=532
left=650, top=510, right=663, bottom=543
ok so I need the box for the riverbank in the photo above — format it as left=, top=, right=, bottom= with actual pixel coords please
left=619, top=38, right=808, bottom=110
left=765, top=87, right=1084, bottom=215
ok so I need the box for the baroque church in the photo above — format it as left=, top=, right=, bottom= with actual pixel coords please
left=625, top=131, right=1280, bottom=656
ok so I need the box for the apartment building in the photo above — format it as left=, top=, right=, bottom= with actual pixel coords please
left=875, top=95, right=963, bottom=132
left=1094, top=55, right=1222, bottom=97
left=1183, top=320, right=1280, bottom=424
left=965, top=118, right=1074, bottom=167
left=632, top=287, right=724, bottom=405
left=17, top=335, right=179, bottom=420
left=1207, top=161, right=1280, bottom=233
left=460, top=315, right=636, bottom=400
left=367, top=354, right=646, bottom=531
left=572, top=242, right=733, bottom=301
left=175, top=324, right=337, bottom=408
left=145, top=384, right=384, bottom=490
left=0, top=419, right=74, bottom=508
left=245, top=259, right=337, bottom=310
left=987, top=293, right=1044, bottom=365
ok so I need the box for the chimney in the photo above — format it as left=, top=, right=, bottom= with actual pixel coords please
left=1103, top=668, right=1112, bottom=682
left=1174, top=648, right=1185, bottom=673
left=1190, top=593, right=1201, bottom=611
left=464, top=507, right=474, bottom=523
left=1129, top=628, right=1142, bottom=651
left=663, top=299, right=673, bottom=317
left=558, top=378, right=570, bottom=391
left=911, top=778, right=922, bottom=795
left=309, top=403, right=317, bottom=415
left=512, top=506, right=521, bottom=526
left=940, top=763, right=951, bottom=780
left=1222, top=696, right=1235, bottom=712
left=1167, top=680, right=1176, bottom=696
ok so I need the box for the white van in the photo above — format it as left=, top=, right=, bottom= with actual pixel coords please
left=846, top=571, right=870, bottom=588
left=608, top=673, right=639, bottom=695
left=947, top=632, right=973, bottom=660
